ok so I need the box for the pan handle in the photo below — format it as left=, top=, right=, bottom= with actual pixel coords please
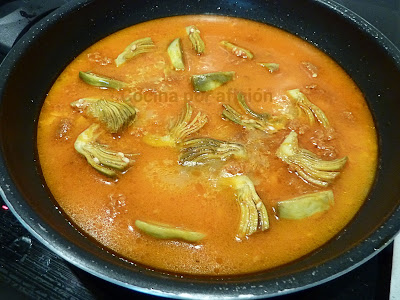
left=0, top=0, right=66, bottom=55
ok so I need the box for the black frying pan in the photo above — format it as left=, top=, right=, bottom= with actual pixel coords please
left=1, top=0, right=400, bottom=298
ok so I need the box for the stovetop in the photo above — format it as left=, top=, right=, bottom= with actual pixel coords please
left=0, top=0, right=399, bottom=299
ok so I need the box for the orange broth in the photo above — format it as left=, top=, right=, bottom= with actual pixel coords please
left=37, top=15, right=377, bottom=275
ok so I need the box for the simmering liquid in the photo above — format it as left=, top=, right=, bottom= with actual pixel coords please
left=37, top=15, right=377, bottom=275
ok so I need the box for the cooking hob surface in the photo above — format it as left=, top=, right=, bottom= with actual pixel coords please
left=0, top=0, right=399, bottom=299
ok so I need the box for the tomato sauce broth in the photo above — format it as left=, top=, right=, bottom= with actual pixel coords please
left=37, top=15, right=377, bottom=275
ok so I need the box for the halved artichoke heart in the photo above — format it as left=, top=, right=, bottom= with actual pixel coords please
left=276, top=131, right=348, bottom=187
left=220, top=175, right=269, bottom=238
left=71, top=98, right=136, bottom=133
left=222, top=93, right=287, bottom=133
left=79, top=71, right=127, bottom=90
left=191, top=71, right=235, bottom=92
left=143, top=103, right=207, bottom=147
left=167, top=38, right=185, bottom=70
left=258, top=62, right=280, bottom=73
left=135, top=220, right=205, bottom=243
left=74, top=124, right=135, bottom=177
left=287, top=89, right=330, bottom=128
left=220, top=41, right=254, bottom=59
left=179, top=137, right=247, bottom=166
left=277, top=190, right=334, bottom=220
left=186, top=25, right=205, bottom=54
left=115, top=37, right=155, bottom=67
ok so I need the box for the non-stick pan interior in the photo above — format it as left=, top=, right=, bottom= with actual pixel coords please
left=1, top=0, right=400, bottom=298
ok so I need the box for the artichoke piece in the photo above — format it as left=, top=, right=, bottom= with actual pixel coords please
left=287, top=88, right=329, bottom=128
left=179, top=138, right=247, bottom=166
left=70, top=98, right=136, bottom=133
left=276, top=131, right=348, bottom=187
left=115, top=37, right=155, bottom=67
left=301, top=61, right=318, bottom=78
left=220, top=175, right=269, bottom=238
left=167, top=38, right=185, bottom=70
left=259, top=62, right=280, bottom=73
left=186, top=25, right=205, bottom=54
left=74, top=124, right=134, bottom=177
left=222, top=93, right=287, bottom=133
left=79, top=71, right=127, bottom=90
left=191, top=71, right=235, bottom=92
left=277, top=190, right=334, bottom=220
left=220, top=41, right=254, bottom=59
left=143, top=103, right=207, bottom=147
left=135, top=220, right=205, bottom=242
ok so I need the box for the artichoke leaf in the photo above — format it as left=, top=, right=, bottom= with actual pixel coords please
left=276, top=131, right=348, bottom=187
left=71, top=98, right=136, bottom=133
left=79, top=71, right=127, bottom=90
left=220, top=175, right=269, bottom=238
left=74, top=124, right=135, bottom=177
left=167, top=38, right=185, bottom=70
left=115, top=37, right=155, bottom=67
left=191, top=71, right=235, bottom=92
left=143, top=103, right=207, bottom=147
left=277, top=190, right=334, bottom=220
left=222, top=93, right=287, bottom=133
left=186, top=25, right=205, bottom=54
left=179, top=137, right=247, bottom=166
left=258, top=63, right=280, bottom=73
left=135, top=220, right=205, bottom=242
left=220, top=41, right=254, bottom=59
left=287, top=89, right=329, bottom=128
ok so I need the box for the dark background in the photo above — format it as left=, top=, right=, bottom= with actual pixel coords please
left=0, top=0, right=399, bottom=299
